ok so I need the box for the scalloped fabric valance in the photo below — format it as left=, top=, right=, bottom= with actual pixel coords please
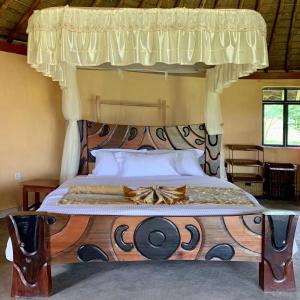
left=27, top=6, right=268, bottom=89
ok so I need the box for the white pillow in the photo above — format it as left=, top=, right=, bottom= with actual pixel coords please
left=90, top=148, right=147, bottom=157
left=91, top=151, right=120, bottom=176
left=175, top=150, right=205, bottom=176
left=143, top=149, right=204, bottom=158
left=118, top=152, right=179, bottom=177
left=138, top=149, right=205, bottom=176
left=91, top=148, right=205, bottom=177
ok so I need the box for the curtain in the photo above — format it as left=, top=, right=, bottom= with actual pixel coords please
left=26, top=7, right=269, bottom=181
left=60, top=64, right=81, bottom=183
left=27, top=7, right=268, bottom=91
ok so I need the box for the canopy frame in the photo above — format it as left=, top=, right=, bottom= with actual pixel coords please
left=26, top=6, right=269, bottom=182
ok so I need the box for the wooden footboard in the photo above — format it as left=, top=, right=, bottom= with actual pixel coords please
left=6, top=213, right=298, bottom=297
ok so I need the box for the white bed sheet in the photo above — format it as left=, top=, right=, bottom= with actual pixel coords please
left=6, top=175, right=266, bottom=262
left=38, top=175, right=264, bottom=216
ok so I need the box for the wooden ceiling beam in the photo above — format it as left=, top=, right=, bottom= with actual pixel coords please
left=138, top=0, right=147, bottom=7
left=213, top=0, right=219, bottom=8
left=244, top=71, right=300, bottom=79
left=265, top=0, right=284, bottom=73
left=7, top=0, right=41, bottom=43
left=91, top=0, right=103, bottom=6
left=0, top=40, right=27, bottom=55
left=170, top=71, right=300, bottom=79
left=157, top=0, right=163, bottom=8
left=268, top=0, right=284, bottom=53
left=117, top=0, right=125, bottom=7
left=0, top=0, right=14, bottom=17
left=255, top=0, right=262, bottom=11
left=199, top=0, right=206, bottom=8
left=285, top=0, right=299, bottom=71
left=238, top=0, right=244, bottom=9
left=175, top=0, right=182, bottom=7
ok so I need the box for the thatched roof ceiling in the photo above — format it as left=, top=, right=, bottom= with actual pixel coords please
left=0, top=0, right=299, bottom=72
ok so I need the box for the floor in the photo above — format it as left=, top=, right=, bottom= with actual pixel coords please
left=0, top=200, right=299, bottom=300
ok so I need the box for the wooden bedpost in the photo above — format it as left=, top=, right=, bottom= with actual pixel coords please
left=259, top=213, right=298, bottom=292
left=7, top=214, right=52, bottom=297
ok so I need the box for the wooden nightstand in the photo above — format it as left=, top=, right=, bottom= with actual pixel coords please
left=22, top=179, right=59, bottom=211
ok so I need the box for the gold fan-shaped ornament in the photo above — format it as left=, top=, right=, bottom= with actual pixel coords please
left=123, top=186, right=187, bottom=205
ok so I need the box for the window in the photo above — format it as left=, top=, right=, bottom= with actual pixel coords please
left=263, top=87, right=300, bottom=147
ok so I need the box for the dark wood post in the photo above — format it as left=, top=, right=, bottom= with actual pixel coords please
left=259, top=214, right=298, bottom=292
left=7, top=214, right=52, bottom=297
left=22, top=187, right=28, bottom=211
left=34, top=192, right=40, bottom=209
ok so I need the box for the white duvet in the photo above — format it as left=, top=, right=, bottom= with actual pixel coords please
left=38, top=175, right=263, bottom=216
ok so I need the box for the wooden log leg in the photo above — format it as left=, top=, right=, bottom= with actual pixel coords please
left=7, top=214, right=52, bottom=297
left=259, top=214, right=298, bottom=292
left=11, top=263, right=51, bottom=297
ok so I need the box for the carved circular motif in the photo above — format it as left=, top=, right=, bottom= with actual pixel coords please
left=134, top=217, right=180, bottom=260
left=254, top=216, right=262, bottom=224
left=149, top=230, right=166, bottom=247
left=46, top=216, right=56, bottom=225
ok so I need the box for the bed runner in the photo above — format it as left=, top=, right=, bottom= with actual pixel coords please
left=58, top=185, right=256, bottom=207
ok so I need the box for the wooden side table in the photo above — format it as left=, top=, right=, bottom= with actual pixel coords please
left=22, top=179, right=60, bottom=211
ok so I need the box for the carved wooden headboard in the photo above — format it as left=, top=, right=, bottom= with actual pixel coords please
left=78, top=120, right=221, bottom=177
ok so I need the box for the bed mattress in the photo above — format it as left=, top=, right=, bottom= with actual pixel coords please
left=38, top=175, right=264, bottom=216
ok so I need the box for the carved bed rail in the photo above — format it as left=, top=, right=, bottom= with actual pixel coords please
left=6, top=213, right=298, bottom=297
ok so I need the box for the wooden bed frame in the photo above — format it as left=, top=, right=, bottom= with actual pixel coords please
left=6, top=121, right=298, bottom=297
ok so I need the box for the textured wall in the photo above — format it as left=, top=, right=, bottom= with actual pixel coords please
left=78, top=71, right=300, bottom=192
left=77, top=69, right=206, bottom=126
left=0, top=53, right=299, bottom=211
left=222, top=79, right=300, bottom=191
left=0, top=51, right=64, bottom=210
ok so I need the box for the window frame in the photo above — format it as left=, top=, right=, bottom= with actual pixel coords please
left=262, top=87, right=300, bottom=148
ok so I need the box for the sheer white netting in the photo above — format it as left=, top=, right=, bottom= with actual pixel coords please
left=26, top=7, right=268, bottom=181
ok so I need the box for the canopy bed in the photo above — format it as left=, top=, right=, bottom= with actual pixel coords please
left=6, top=6, right=299, bottom=298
